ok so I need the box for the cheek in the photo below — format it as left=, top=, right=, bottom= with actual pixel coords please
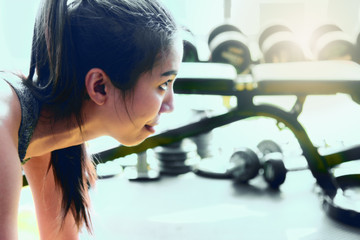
left=131, top=91, right=162, bottom=120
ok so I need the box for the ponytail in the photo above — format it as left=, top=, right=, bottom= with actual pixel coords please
left=26, top=0, right=85, bottom=120
left=25, top=0, right=96, bottom=233
left=50, top=144, right=96, bottom=232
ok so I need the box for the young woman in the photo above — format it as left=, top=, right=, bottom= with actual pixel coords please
left=0, top=0, right=183, bottom=239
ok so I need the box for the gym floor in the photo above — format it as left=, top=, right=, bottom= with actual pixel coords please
left=19, top=169, right=360, bottom=240
left=18, top=98, right=360, bottom=239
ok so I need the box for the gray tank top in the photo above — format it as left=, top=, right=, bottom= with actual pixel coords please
left=0, top=72, right=41, bottom=164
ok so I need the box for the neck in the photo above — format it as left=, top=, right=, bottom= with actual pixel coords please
left=26, top=101, right=104, bottom=159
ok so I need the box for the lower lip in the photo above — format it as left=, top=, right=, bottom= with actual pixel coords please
left=145, top=125, right=156, bottom=133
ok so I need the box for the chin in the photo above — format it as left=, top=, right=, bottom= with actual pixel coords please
left=119, top=136, right=147, bottom=147
left=116, top=128, right=153, bottom=147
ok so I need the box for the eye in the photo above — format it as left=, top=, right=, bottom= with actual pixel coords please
left=159, top=79, right=172, bottom=91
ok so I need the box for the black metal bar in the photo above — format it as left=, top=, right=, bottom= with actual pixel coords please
left=322, top=145, right=360, bottom=167
left=241, top=104, right=338, bottom=197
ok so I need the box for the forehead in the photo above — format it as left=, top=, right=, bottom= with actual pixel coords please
left=134, top=36, right=183, bottom=83
left=155, top=37, right=184, bottom=72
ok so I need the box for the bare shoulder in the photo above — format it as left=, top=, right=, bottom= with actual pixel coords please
left=0, top=79, right=22, bottom=143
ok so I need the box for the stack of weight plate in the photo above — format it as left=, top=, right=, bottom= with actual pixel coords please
left=190, top=131, right=214, bottom=159
left=154, top=140, right=200, bottom=175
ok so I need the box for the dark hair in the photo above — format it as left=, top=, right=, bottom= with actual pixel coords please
left=24, top=0, right=179, bottom=232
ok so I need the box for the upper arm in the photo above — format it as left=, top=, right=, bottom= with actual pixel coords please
left=0, top=79, right=22, bottom=150
left=0, top=81, right=23, bottom=238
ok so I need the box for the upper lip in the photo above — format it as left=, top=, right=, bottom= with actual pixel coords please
left=146, top=123, right=158, bottom=127
left=146, top=120, right=159, bottom=127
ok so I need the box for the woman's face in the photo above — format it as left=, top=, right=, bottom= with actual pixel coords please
left=109, top=38, right=183, bottom=146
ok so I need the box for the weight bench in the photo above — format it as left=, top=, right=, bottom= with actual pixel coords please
left=174, top=60, right=360, bottom=96
left=97, top=60, right=360, bottom=227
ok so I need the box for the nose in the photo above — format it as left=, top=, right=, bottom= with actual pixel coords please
left=159, top=88, right=174, bottom=113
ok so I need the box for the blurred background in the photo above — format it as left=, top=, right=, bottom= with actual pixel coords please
left=2, top=0, right=360, bottom=69
left=2, top=1, right=360, bottom=239
left=162, top=0, right=360, bottom=62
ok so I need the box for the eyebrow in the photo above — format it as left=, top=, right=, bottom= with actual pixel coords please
left=161, top=70, right=178, bottom=77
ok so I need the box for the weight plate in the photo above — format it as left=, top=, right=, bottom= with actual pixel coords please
left=155, top=151, right=197, bottom=162
left=257, top=139, right=282, bottom=155
left=322, top=188, right=360, bottom=228
left=229, top=148, right=261, bottom=182
left=208, top=24, right=242, bottom=45
left=210, top=34, right=251, bottom=74
left=160, top=165, right=192, bottom=175
left=159, top=157, right=199, bottom=168
left=263, top=40, right=305, bottom=63
left=263, top=159, right=287, bottom=188
left=259, top=24, right=292, bottom=48
left=309, top=24, right=354, bottom=61
left=309, top=24, right=342, bottom=52
left=259, top=24, right=304, bottom=63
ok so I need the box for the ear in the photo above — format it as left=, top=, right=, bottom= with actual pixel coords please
left=85, top=68, right=110, bottom=106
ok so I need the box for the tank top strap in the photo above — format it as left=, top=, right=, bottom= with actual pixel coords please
left=0, top=72, right=41, bottom=163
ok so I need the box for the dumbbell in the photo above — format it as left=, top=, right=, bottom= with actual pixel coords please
left=230, top=141, right=308, bottom=188
left=228, top=139, right=283, bottom=183
left=228, top=140, right=284, bottom=186
left=194, top=139, right=282, bottom=180
left=258, top=24, right=305, bottom=63
left=208, top=24, right=252, bottom=74
left=309, top=24, right=355, bottom=61
left=228, top=149, right=283, bottom=183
